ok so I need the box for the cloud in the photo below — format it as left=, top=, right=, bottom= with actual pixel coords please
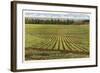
left=25, top=11, right=90, bottom=20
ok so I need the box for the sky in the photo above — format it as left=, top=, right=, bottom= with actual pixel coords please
left=25, top=10, right=90, bottom=20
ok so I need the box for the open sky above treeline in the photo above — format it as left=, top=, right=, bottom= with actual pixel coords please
left=24, top=10, right=90, bottom=20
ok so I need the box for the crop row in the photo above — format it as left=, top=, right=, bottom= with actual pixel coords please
left=30, top=33, right=89, bottom=54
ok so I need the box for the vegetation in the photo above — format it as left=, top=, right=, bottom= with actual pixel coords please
left=25, top=16, right=90, bottom=60
left=25, top=17, right=89, bottom=25
left=25, top=24, right=89, bottom=60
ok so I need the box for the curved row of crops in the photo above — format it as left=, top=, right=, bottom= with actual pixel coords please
left=29, top=34, right=89, bottom=54
left=25, top=24, right=89, bottom=55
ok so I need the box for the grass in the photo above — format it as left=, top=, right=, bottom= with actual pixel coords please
left=25, top=24, right=89, bottom=60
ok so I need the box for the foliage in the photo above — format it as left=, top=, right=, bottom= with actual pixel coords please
left=25, top=17, right=89, bottom=25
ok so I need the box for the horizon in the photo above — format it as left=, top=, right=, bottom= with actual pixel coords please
left=24, top=11, right=90, bottom=20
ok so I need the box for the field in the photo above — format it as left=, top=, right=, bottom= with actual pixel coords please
left=25, top=24, right=89, bottom=60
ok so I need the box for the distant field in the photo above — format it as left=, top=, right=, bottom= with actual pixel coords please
left=25, top=24, right=89, bottom=60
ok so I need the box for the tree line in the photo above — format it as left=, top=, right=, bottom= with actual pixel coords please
left=25, top=17, right=89, bottom=25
